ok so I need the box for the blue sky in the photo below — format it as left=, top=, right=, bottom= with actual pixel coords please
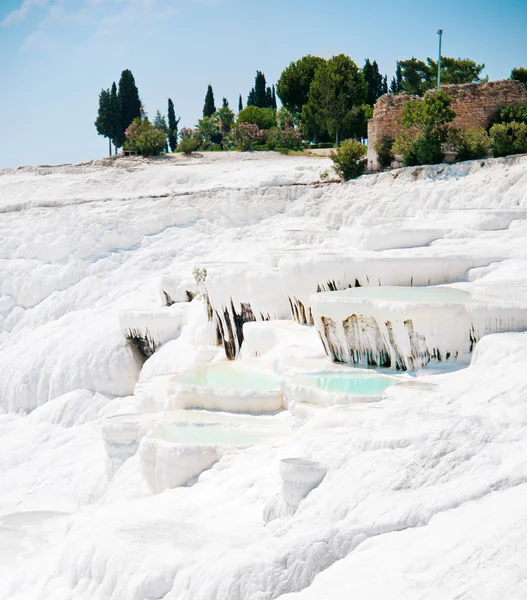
left=2, top=0, right=526, bottom=168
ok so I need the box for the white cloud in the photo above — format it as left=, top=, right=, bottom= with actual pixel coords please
left=1, top=0, right=49, bottom=27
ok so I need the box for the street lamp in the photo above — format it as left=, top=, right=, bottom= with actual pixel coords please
left=437, top=29, right=443, bottom=90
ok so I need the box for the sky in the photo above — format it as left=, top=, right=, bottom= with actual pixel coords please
left=1, top=0, right=526, bottom=168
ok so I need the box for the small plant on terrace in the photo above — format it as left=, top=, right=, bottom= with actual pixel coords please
left=330, top=139, right=367, bottom=180
left=179, top=127, right=201, bottom=155
left=193, top=265, right=208, bottom=292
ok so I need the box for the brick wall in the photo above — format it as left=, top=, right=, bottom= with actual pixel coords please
left=366, top=80, right=527, bottom=171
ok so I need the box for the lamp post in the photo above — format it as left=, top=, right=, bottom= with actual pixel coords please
left=437, top=29, right=443, bottom=90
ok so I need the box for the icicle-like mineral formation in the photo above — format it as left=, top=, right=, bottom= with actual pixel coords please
left=312, top=286, right=527, bottom=371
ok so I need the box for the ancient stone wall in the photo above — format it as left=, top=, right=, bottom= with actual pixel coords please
left=366, top=79, right=527, bottom=171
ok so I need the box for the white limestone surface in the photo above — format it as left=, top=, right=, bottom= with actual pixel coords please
left=2, top=154, right=527, bottom=599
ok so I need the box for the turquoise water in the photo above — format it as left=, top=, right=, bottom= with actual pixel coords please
left=176, top=365, right=280, bottom=392
left=324, top=286, right=472, bottom=303
left=150, top=424, right=274, bottom=445
left=292, top=372, right=397, bottom=395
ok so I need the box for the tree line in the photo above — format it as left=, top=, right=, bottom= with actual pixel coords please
left=95, top=56, right=527, bottom=157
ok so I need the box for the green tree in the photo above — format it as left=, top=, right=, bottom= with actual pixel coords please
left=254, top=71, right=267, bottom=107
left=237, top=105, right=276, bottom=130
left=222, top=97, right=229, bottom=108
left=363, top=59, right=384, bottom=106
left=272, top=85, right=277, bottom=110
left=511, top=67, right=527, bottom=91
left=277, top=107, right=295, bottom=130
left=276, top=55, right=326, bottom=117
left=167, top=98, right=180, bottom=152
left=238, top=94, right=243, bottom=112
left=394, top=89, right=456, bottom=165
left=95, top=88, right=113, bottom=156
left=302, top=54, right=367, bottom=145
left=215, top=105, right=235, bottom=142
left=400, top=57, right=485, bottom=96
left=203, top=84, right=216, bottom=118
left=390, top=62, right=403, bottom=94
left=124, top=118, right=167, bottom=156
left=399, top=57, right=432, bottom=95
left=118, top=69, right=142, bottom=144
left=153, top=110, right=169, bottom=151
left=382, top=75, right=388, bottom=95
left=491, top=103, right=527, bottom=127
left=196, top=116, right=220, bottom=149
left=489, top=121, right=527, bottom=157
left=108, top=82, right=122, bottom=152
left=266, top=86, right=273, bottom=109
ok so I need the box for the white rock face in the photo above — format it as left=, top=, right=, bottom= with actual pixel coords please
left=139, top=436, right=220, bottom=493
left=279, top=457, right=327, bottom=510
left=119, top=303, right=190, bottom=357
left=312, top=286, right=527, bottom=370
left=3, top=154, right=527, bottom=599
left=280, top=254, right=498, bottom=325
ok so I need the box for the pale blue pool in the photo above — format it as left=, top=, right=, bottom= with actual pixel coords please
left=292, top=372, right=398, bottom=395
left=175, top=364, right=280, bottom=392
left=323, top=286, right=472, bottom=303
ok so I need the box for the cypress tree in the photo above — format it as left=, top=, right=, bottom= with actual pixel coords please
left=389, top=76, right=397, bottom=94
left=254, top=71, right=267, bottom=108
left=238, top=94, right=243, bottom=112
left=363, top=59, right=374, bottom=104
left=272, top=85, right=277, bottom=110
left=265, top=86, right=273, bottom=108
left=382, top=75, right=388, bottom=95
left=109, top=81, right=122, bottom=150
left=372, top=60, right=384, bottom=101
left=118, top=69, right=141, bottom=141
left=222, top=97, right=229, bottom=108
left=167, top=98, right=180, bottom=152
left=247, top=88, right=255, bottom=106
left=395, top=62, right=403, bottom=92
left=95, top=88, right=113, bottom=156
left=203, top=84, right=216, bottom=117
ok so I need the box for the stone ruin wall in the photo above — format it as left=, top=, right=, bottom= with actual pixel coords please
left=366, top=79, right=527, bottom=171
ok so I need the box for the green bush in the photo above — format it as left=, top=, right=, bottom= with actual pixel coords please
left=392, top=131, right=419, bottom=166
left=330, top=139, right=367, bottom=180
left=448, top=127, right=490, bottom=161
left=265, top=127, right=303, bottom=150
left=124, top=118, right=167, bottom=157
left=489, top=121, right=527, bottom=157
left=237, top=106, right=276, bottom=130
left=227, top=123, right=264, bottom=151
left=178, top=127, right=201, bottom=154
left=374, top=138, right=394, bottom=169
left=393, top=131, right=443, bottom=166
left=491, top=104, right=527, bottom=127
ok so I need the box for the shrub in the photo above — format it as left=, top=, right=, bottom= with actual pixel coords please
left=447, top=127, right=491, bottom=161
left=265, top=127, right=303, bottom=150
left=124, top=118, right=167, bottom=157
left=237, top=106, right=276, bottom=130
left=227, top=123, right=264, bottom=151
left=491, top=104, right=527, bottom=127
left=489, top=121, right=527, bottom=157
left=178, top=127, right=201, bottom=154
left=374, top=138, right=394, bottom=169
left=330, top=139, right=367, bottom=180
left=393, top=130, right=444, bottom=166
left=392, top=131, right=420, bottom=166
